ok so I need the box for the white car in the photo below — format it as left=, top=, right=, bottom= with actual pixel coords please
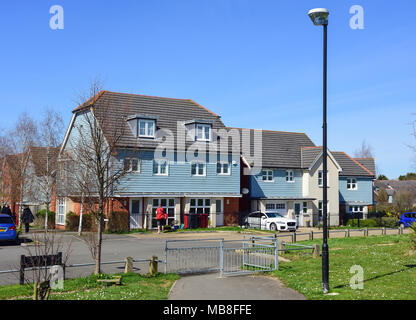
left=243, top=211, right=298, bottom=232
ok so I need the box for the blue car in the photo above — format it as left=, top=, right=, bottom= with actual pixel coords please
left=0, top=214, right=18, bottom=243
left=399, top=212, right=416, bottom=228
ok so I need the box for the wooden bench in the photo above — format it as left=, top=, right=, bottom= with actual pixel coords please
left=96, top=276, right=122, bottom=286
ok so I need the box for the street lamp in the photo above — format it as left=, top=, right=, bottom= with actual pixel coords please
left=308, top=7, right=330, bottom=294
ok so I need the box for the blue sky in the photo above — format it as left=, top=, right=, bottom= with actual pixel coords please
left=0, top=0, right=415, bottom=179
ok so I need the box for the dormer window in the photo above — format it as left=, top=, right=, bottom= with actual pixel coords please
left=138, top=119, right=155, bottom=138
left=196, top=124, right=211, bottom=141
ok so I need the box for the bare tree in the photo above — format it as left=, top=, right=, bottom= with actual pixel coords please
left=34, top=109, right=64, bottom=231
left=354, top=140, right=374, bottom=158
left=20, top=231, right=72, bottom=300
left=8, top=113, right=39, bottom=226
left=394, top=189, right=416, bottom=217
left=59, top=79, right=136, bottom=274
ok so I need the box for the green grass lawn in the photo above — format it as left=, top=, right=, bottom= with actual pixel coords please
left=0, top=272, right=180, bottom=300
left=271, top=234, right=416, bottom=300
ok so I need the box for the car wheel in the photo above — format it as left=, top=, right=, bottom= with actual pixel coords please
left=270, top=223, right=277, bottom=231
left=244, top=223, right=250, bottom=229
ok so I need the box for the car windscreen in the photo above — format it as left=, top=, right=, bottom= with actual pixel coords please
left=266, top=213, right=283, bottom=218
left=0, top=217, right=14, bottom=224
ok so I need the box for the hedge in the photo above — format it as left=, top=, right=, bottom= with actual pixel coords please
left=108, top=211, right=129, bottom=233
left=35, top=209, right=55, bottom=228
left=346, top=219, right=378, bottom=228
left=65, top=211, right=95, bottom=232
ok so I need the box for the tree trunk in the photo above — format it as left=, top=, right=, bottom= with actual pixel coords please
left=45, top=202, right=49, bottom=232
left=78, top=194, right=84, bottom=236
left=94, top=213, right=103, bottom=275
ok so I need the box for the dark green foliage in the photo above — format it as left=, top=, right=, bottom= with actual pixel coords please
left=346, top=219, right=378, bottom=228
left=65, top=211, right=95, bottom=231
left=398, top=172, right=416, bottom=180
left=107, top=211, right=129, bottom=233
left=35, top=209, right=55, bottom=228
left=377, top=174, right=388, bottom=180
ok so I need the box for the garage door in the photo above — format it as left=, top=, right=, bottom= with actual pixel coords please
left=265, top=203, right=286, bottom=216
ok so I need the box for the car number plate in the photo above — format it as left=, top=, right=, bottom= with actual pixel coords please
left=0, top=228, right=6, bottom=232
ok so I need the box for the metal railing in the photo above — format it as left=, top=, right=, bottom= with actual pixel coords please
left=163, top=236, right=280, bottom=277
left=164, top=238, right=223, bottom=274
left=220, top=236, right=278, bottom=277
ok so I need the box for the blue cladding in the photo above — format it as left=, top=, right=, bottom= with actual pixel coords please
left=115, top=150, right=240, bottom=194
left=339, top=177, right=373, bottom=204
left=249, top=169, right=303, bottom=198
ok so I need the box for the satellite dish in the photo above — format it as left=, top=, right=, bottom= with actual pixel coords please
left=242, top=188, right=249, bottom=195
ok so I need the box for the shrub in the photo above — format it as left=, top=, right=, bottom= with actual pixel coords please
left=108, top=212, right=129, bottom=233
left=346, top=219, right=378, bottom=228
left=409, top=222, right=416, bottom=251
left=66, top=211, right=95, bottom=232
left=380, top=217, right=398, bottom=228
left=35, top=209, right=55, bottom=228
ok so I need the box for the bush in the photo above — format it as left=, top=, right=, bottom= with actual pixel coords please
left=380, top=217, right=398, bottom=228
left=346, top=219, right=378, bottom=228
left=108, top=212, right=129, bottom=233
left=35, top=209, right=55, bottom=228
left=66, top=211, right=95, bottom=232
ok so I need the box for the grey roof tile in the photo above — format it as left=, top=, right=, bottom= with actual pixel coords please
left=229, top=128, right=315, bottom=168
left=332, top=152, right=375, bottom=177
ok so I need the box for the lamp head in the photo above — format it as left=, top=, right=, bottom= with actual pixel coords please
left=308, top=8, right=329, bottom=26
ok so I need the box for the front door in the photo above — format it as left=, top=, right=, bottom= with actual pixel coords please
left=294, top=203, right=301, bottom=226
left=130, top=199, right=142, bottom=230
left=215, top=199, right=223, bottom=227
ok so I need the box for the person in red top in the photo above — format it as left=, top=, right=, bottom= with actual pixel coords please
left=156, top=205, right=168, bottom=234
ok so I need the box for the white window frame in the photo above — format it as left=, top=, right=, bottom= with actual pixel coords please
left=152, top=198, right=175, bottom=227
left=124, top=158, right=140, bottom=173
left=347, top=178, right=357, bottom=190
left=286, top=170, right=294, bottom=183
left=216, top=162, right=230, bottom=175
left=57, top=198, right=66, bottom=225
left=318, top=170, right=330, bottom=187
left=302, top=201, right=308, bottom=214
left=349, top=205, right=363, bottom=213
left=191, top=162, right=206, bottom=177
left=138, top=119, right=155, bottom=138
left=265, top=203, right=275, bottom=210
left=196, top=124, right=211, bottom=141
left=190, top=198, right=211, bottom=214
left=153, top=160, right=168, bottom=176
left=262, top=169, right=274, bottom=182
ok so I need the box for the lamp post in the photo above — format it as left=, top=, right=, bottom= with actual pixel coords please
left=308, top=7, right=330, bottom=294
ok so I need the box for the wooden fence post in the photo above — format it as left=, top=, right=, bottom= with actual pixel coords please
left=383, top=227, right=386, bottom=235
left=312, top=244, right=320, bottom=258
left=149, top=256, right=158, bottom=275
left=278, top=240, right=286, bottom=254
left=347, top=228, right=350, bottom=237
left=365, top=228, right=369, bottom=237
left=124, top=257, right=133, bottom=274
left=309, top=231, right=313, bottom=240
